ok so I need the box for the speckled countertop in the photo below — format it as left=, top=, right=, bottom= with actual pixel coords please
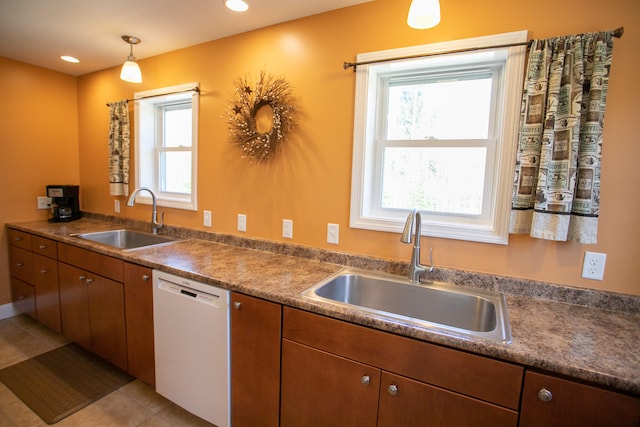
left=7, top=218, right=640, bottom=396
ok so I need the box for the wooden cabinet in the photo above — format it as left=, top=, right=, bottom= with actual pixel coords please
left=230, top=293, right=282, bottom=427
left=124, top=262, right=155, bottom=386
left=520, top=371, right=640, bottom=427
left=9, top=277, right=35, bottom=318
left=58, top=243, right=127, bottom=371
left=282, top=307, right=521, bottom=427
left=31, top=253, right=61, bottom=332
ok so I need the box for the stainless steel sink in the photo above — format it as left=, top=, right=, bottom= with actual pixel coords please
left=303, top=268, right=511, bottom=343
left=70, top=229, right=179, bottom=250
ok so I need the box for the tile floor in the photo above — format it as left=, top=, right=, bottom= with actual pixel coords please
left=0, top=315, right=214, bottom=426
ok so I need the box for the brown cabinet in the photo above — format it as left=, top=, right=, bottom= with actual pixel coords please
left=231, top=292, right=282, bottom=427
left=282, top=307, right=521, bottom=427
left=31, top=253, right=61, bottom=332
left=520, top=371, right=640, bottom=427
left=58, top=243, right=127, bottom=371
left=124, top=262, right=155, bottom=386
left=9, top=277, right=35, bottom=318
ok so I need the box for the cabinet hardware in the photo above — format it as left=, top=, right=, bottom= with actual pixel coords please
left=79, top=275, right=86, bottom=280
left=86, top=278, right=95, bottom=284
left=537, top=388, right=553, bottom=402
left=16, top=263, right=24, bottom=267
left=39, top=245, right=47, bottom=249
left=388, top=384, right=398, bottom=396
left=142, top=274, right=150, bottom=281
left=361, top=375, right=371, bottom=386
left=18, top=295, right=25, bottom=300
left=233, top=301, right=242, bottom=310
left=40, top=269, right=47, bottom=274
left=14, top=237, right=22, bottom=241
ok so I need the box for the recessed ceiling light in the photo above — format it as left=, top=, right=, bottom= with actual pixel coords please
left=60, top=55, right=80, bottom=63
left=225, top=0, right=249, bottom=12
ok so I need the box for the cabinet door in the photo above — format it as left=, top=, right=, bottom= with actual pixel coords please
left=124, top=262, right=154, bottom=385
left=10, top=277, right=35, bottom=318
left=231, top=293, right=281, bottom=427
left=32, top=254, right=61, bottom=333
left=378, top=372, right=518, bottom=427
left=281, top=339, right=380, bottom=427
left=520, top=371, right=640, bottom=427
left=58, top=263, right=91, bottom=350
left=87, top=274, right=128, bottom=371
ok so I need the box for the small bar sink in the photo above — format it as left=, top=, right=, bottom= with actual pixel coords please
left=70, top=229, right=178, bottom=250
left=303, top=268, right=511, bottom=343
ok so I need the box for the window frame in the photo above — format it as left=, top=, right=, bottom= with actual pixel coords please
left=133, top=83, right=199, bottom=211
left=350, top=32, right=527, bottom=244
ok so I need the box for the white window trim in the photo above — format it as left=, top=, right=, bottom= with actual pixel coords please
left=133, top=83, right=199, bottom=211
left=350, top=31, right=527, bottom=244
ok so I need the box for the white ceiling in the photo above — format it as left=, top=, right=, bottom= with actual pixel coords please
left=0, top=0, right=373, bottom=76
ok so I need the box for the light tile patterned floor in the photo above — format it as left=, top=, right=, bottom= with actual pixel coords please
left=0, top=315, right=214, bottom=426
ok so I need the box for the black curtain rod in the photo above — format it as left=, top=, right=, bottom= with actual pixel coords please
left=106, top=86, right=200, bottom=107
left=343, top=26, right=624, bottom=71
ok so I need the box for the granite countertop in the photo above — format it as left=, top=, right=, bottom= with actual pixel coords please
left=7, top=218, right=640, bottom=396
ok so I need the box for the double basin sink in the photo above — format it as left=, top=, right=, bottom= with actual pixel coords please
left=71, top=229, right=510, bottom=343
left=70, top=229, right=179, bottom=251
left=303, top=268, right=512, bottom=344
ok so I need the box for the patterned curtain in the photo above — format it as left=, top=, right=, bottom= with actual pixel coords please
left=108, top=100, right=130, bottom=196
left=510, top=31, right=615, bottom=243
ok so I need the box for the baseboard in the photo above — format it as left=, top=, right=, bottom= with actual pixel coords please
left=0, top=302, right=19, bottom=320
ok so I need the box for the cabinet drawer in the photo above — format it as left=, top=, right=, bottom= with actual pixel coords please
left=31, top=236, right=57, bottom=259
left=58, top=242, right=123, bottom=282
left=9, top=246, right=33, bottom=283
left=283, top=307, right=523, bottom=410
left=10, top=277, right=35, bottom=318
left=7, top=228, right=32, bottom=250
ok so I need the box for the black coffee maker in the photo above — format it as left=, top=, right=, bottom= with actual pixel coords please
left=47, top=185, right=81, bottom=222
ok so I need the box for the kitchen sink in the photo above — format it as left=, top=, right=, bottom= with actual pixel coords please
left=70, top=229, right=179, bottom=250
left=302, top=268, right=511, bottom=343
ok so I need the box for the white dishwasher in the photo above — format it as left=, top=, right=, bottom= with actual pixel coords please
left=153, top=270, right=230, bottom=427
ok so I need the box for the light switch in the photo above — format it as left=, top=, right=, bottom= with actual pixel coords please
left=327, top=223, right=339, bottom=245
left=237, top=214, right=247, bottom=232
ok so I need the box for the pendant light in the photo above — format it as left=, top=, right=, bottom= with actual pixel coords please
left=120, top=35, right=142, bottom=83
left=407, top=0, right=441, bottom=29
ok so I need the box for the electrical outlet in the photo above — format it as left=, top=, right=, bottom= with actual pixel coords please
left=282, top=219, right=293, bottom=239
left=582, top=252, right=606, bottom=280
left=327, top=223, right=339, bottom=245
left=237, top=214, right=247, bottom=232
left=37, top=196, right=52, bottom=210
left=203, top=210, right=212, bottom=227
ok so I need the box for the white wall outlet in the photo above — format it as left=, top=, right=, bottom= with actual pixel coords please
left=327, top=223, right=339, bottom=245
left=582, top=252, right=607, bottom=280
left=282, top=219, right=293, bottom=239
left=203, top=210, right=212, bottom=227
left=237, top=214, right=247, bottom=232
left=114, top=200, right=120, bottom=213
left=37, top=196, right=52, bottom=210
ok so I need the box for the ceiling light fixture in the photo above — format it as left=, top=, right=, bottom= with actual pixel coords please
left=60, top=55, right=80, bottom=63
left=407, top=0, right=441, bottom=30
left=120, top=35, right=142, bottom=83
left=225, top=0, right=249, bottom=12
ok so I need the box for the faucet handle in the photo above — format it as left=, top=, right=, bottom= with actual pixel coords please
left=157, top=211, right=165, bottom=228
left=427, top=247, right=434, bottom=272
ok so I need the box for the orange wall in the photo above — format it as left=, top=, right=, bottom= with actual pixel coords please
left=0, top=57, right=79, bottom=304
left=2, top=0, right=636, bottom=304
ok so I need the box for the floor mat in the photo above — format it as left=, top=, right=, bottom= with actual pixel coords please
left=0, top=343, right=133, bottom=424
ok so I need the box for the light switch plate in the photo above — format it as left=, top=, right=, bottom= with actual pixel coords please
left=237, top=214, right=247, bottom=232
left=282, top=219, right=293, bottom=239
left=203, top=210, right=212, bottom=227
left=327, top=223, right=339, bottom=245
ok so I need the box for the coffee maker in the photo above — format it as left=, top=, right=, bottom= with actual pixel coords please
left=47, top=185, right=81, bottom=222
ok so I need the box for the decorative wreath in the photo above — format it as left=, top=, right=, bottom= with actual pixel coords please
left=226, top=71, right=297, bottom=161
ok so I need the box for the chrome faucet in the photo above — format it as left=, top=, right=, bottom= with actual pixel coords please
left=400, top=208, right=433, bottom=284
left=127, top=187, right=164, bottom=234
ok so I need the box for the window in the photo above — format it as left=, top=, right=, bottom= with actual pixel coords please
left=134, top=83, right=199, bottom=211
left=350, top=32, right=527, bottom=244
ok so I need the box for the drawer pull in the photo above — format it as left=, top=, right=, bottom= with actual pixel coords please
left=16, top=263, right=24, bottom=267
left=14, top=237, right=22, bottom=241
left=40, top=269, right=48, bottom=274
left=142, top=274, right=150, bottom=281
left=538, top=388, right=553, bottom=402
left=39, top=245, right=47, bottom=249
left=79, top=275, right=86, bottom=280
left=360, top=375, right=371, bottom=386
left=18, top=295, right=25, bottom=300
left=86, top=278, right=95, bottom=284
left=387, top=384, right=398, bottom=396
left=233, top=301, right=242, bottom=310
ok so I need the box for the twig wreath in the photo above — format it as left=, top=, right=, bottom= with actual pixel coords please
left=226, top=71, right=297, bottom=161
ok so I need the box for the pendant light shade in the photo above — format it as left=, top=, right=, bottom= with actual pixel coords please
left=120, top=35, right=142, bottom=83
left=407, top=0, right=441, bottom=30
